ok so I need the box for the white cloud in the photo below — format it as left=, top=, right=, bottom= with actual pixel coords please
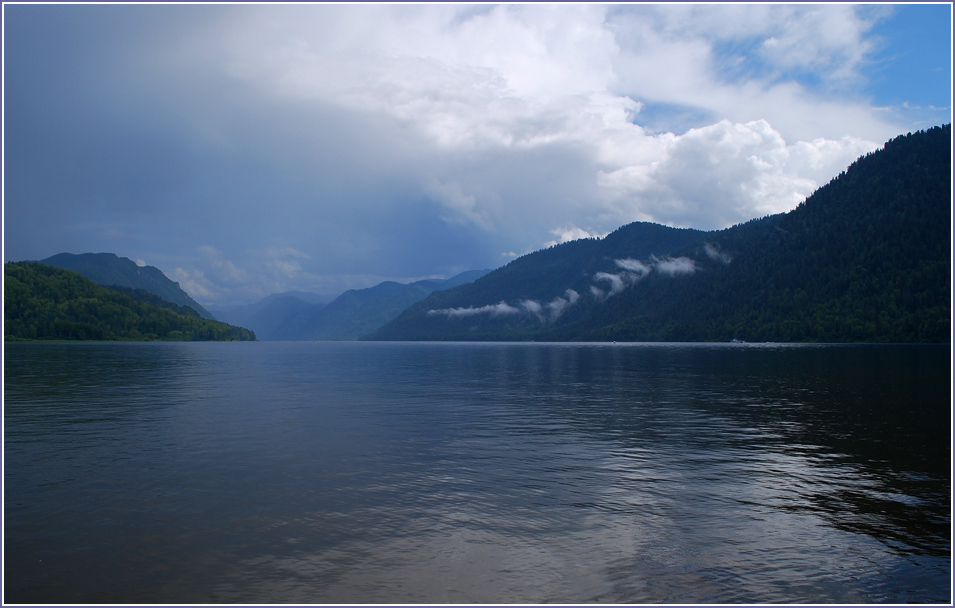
left=594, top=271, right=626, bottom=297
left=170, top=267, right=216, bottom=300
left=429, top=287, right=581, bottom=324
left=586, top=255, right=696, bottom=301
left=615, top=258, right=651, bottom=276
left=704, top=243, right=732, bottom=264
left=263, top=247, right=312, bottom=260
left=598, top=119, right=876, bottom=229
left=545, top=289, right=580, bottom=320
left=543, top=225, right=609, bottom=248
left=521, top=299, right=544, bottom=320
left=46, top=4, right=914, bottom=305
left=178, top=4, right=899, bottom=246
left=428, top=301, right=522, bottom=318
left=425, top=179, right=491, bottom=229
left=198, top=245, right=250, bottom=285
left=653, top=256, right=697, bottom=276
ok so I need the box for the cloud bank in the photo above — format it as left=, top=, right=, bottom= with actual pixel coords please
left=4, top=4, right=940, bottom=305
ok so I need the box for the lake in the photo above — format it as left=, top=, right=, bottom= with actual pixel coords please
left=3, top=341, right=951, bottom=603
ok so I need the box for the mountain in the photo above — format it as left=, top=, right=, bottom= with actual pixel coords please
left=211, top=292, right=329, bottom=341
left=366, top=222, right=709, bottom=340
left=207, top=290, right=335, bottom=325
left=4, top=262, right=255, bottom=341
left=296, top=270, right=491, bottom=340
left=206, top=270, right=490, bottom=340
left=40, top=252, right=215, bottom=320
left=370, top=125, right=951, bottom=343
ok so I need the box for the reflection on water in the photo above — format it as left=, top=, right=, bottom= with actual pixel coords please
left=4, top=342, right=951, bottom=603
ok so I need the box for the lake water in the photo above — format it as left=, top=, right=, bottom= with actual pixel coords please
left=3, top=341, right=951, bottom=603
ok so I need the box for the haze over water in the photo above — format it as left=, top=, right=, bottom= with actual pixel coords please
left=3, top=341, right=950, bottom=603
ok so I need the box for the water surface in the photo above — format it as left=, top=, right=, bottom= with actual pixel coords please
left=3, top=342, right=951, bottom=603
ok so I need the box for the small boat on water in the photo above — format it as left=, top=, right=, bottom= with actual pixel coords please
left=730, top=338, right=745, bottom=343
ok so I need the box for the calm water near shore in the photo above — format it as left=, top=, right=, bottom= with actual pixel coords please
left=3, top=341, right=951, bottom=603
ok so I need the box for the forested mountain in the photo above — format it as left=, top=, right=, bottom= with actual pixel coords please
left=41, top=252, right=215, bottom=320
left=209, top=291, right=334, bottom=327
left=210, top=292, right=334, bottom=341
left=4, top=262, right=255, bottom=341
left=293, top=269, right=490, bottom=340
left=370, top=125, right=951, bottom=343
left=298, top=269, right=490, bottom=340
left=205, top=270, right=489, bottom=340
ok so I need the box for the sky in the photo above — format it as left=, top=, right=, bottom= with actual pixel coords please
left=3, top=3, right=952, bottom=306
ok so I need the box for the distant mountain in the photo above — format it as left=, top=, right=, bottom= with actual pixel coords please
left=211, top=292, right=331, bottom=341
left=370, top=125, right=951, bottom=343
left=4, top=262, right=255, bottom=341
left=41, top=252, right=215, bottom=320
left=207, top=290, right=336, bottom=325
left=367, top=222, right=708, bottom=340
left=225, top=270, right=490, bottom=340
left=298, top=270, right=491, bottom=340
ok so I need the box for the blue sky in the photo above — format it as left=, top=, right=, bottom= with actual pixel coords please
left=863, top=4, right=951, bottom=113
left=3, top=3, right=952, bottom=306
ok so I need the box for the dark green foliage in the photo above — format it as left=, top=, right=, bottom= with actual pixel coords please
left=302, top=281, right=436, bottom=340
left=371, top=125, right=951, bottom=343
left=369, top=222, right=707, bottom=341
left=104, top=285, right=202, bottom=318
left=40, top=252, right=216, bottom=320
left=4, top=263, right=256, bottom=341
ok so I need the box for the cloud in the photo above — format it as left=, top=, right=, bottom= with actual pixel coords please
left=597, top=119, right=877, bottom=229
left=169, top=267, right=216, bottom=300
left=425, top=179, right=491, bottom=229
left=592, top=259, right=652, bottom=300
left=653, top=256, right=697, bottom=276
left=205, top=5, right=894, bottom=237
left=429, top=288, right=581, bottom=323
left=590, top=255, right=694, bottom=300
left=546, top=289, right=580, bottom=320
left=543, top=226, right=609, bottom=249
left=594, top=272, right=627, bottom=297
left=428, top=301, right=522, bottom=318
left=2, top=4, right=927, bottom=307
left=198, top=245, right=250, bottom=285
left=615, top=258, right=652, bottom=276
left=704, top=243, right=732, bottom=264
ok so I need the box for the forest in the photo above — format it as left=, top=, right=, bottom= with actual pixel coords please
left=4, top=262, right=256, bottom=341
left=370, top=125, right=951, bottom=343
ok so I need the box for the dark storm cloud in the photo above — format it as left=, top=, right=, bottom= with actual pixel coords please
left=3, top=4, right=936, bottom=305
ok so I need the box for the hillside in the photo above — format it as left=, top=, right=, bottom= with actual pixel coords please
left=4, top=262, right=255, bottom=341
left=368, top=222, right=709, bottom=340
left=212, top=292, right=331, bottom=341
left=41, top=253, right=215, bottom=320
left=202, top=270, right=490, bottom=340
left=299, top=269, right=491, bottom=340
left=370, top=125, right=951, bottom=343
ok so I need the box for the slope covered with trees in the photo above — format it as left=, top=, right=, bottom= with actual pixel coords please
left=4, top=262, right=256, bottom=341
left=41, top=252, right=216, bottom=320
left=370, top=125, right=951, bottom=343
left=297, top=269, right=491, bottom=340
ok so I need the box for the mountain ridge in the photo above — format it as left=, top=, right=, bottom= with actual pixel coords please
left=369, top=125, right=951, bottom=343
left=40, top=252, right=215, bottom=320
left=212, top=269, right=491, bottom=340
left=4, top=262, right=256, bottom=341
